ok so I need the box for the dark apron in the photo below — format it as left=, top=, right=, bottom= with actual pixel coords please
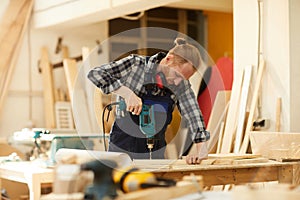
left=108, top=83, right=175, bottom=159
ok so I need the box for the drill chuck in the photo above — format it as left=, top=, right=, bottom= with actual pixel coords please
left=147, top=138, right=154, bottom=149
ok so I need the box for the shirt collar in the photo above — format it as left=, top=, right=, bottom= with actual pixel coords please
left=145, top=52, right=166, bottom=73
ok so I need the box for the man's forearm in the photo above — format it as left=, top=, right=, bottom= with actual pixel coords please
left=196, top=141, right=208, bottom=159
left=113, top=86, right=133, bottom=97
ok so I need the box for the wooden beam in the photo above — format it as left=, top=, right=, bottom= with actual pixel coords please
left=63, top=59, right=78, bottom=103
left=188, top=90, right=231, bottom=154
left=216, top=122, right=225, bottom=153
left=275, top=97, right=282, bottom=132
left=220, top=69, right=244, bottom=153
left=154, top=167, right=279, bottom=186
left=0, top=0, right=33, bottom=115
left=63, top=58, right=94, bottom=134
left=234, top=65, right=253, bottom=153
left=40, top=47, right=56, bottom=128
left=207, top=90, right=231, bottom=153
left=249, top=131, right=300, bottom=160
left=240, top=60, right=266, bottom=153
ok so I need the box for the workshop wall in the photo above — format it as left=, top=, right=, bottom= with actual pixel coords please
left=1, top=0, right=300, bottom=141
left=234, top=0, right=300, bottom=132
left=0, top=1, right=108, bottom=138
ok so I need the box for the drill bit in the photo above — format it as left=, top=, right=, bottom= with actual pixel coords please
left=149, top=148, right=152, bottom=160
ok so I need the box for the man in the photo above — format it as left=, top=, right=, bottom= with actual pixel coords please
left=88, top=38, right=210, bottom=164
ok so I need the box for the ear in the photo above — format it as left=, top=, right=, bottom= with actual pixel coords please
left=182, top=62, right=196, bottom=79
left=166, top=54, right=174, bottom=62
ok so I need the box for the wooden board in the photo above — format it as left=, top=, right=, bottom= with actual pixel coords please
left=216, top=122, right=225, bottom=153
left=240, top=60, right=266, bottom=153
left=275, top=97, right=282, bottom=132
left=82, top=47, right=111, bottom=134
left=208, top=153, right=261, bottom=160
left=133, top=154, right=265, bottom=169
left=234, top=65, right=253, bottom=153
left=63, top=58, right=93, bottom=134
left=40, top=47, right=56, bottom=128
left=63, top=59, right=78, bottom=102
left=250, top=131, right=300, bottom=160
left=207, top=90, right=231, bottom=153
left=221, top=69, right=244, bottom=153
left=188, top=90, right=231, bottom=155
left=0, top=0, right=33, bottom=114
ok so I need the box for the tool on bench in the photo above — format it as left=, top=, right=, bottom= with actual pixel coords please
left=30, top=129, right=50, bottom=160
left=81, top=159, right=118, bottom=200
left=113, top=166, right=176, bottom=193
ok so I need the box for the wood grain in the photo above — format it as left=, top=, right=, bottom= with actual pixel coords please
left=0, top=0, right=33, bottom=115
left=240, top=60, right=266, bottom=153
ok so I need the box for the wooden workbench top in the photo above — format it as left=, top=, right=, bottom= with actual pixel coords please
left=133, top=158, right=298, bottom=172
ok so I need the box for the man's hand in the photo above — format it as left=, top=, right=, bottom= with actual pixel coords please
left=114, top=86, right=142, bottom=115
left=125, top=92, right=142, bottom=115
left=185, top=142, right=208, bottom=165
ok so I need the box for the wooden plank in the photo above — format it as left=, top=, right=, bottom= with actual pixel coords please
left=40, top=47, right=56, bottom=128
left=250, top=131, right=300, bottom=159
left=153, top=166, right=280, bottom=186
left=133, top=154, right=265, bottom=169
left=188, top=90, right=231, bottom=154
left=275, top=97, right=282, bottom=132
left=63, top=59, right=78, bottom=102
left=82, top=47, right=106, bottom=134
left=278, top=165, right=294, bottom=184
left=216, top=121, right=225, bottom=153
left=232, top=157, right=268, bottom=165
left=63, top=58, right=94, bottom=134
left=234, top=65, right=253, bottom=153
left=294, top=164, right=300, bottom=185
left=207, top=90, right=231, bottom=153
left=0, top=0, right=33, bottom=114
left=240, top=60, right=266, bottom=153
left=221, top=70, right=244, bottom=153
left=208, top=153, right=261, bottom=160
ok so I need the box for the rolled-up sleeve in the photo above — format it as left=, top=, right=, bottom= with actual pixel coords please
left=176, top=81, right=210, bottom=143
left=87, top=55, right=137, bottom=94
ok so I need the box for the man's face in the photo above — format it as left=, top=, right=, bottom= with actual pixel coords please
left=159, top=54, right=195, bottom=85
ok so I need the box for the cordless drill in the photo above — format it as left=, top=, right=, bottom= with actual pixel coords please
left=139, top=104, right=156, bottom=159
left=117, top=99, right=156, bottom=159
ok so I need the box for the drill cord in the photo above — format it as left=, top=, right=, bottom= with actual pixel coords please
left=102, top=102, right=123, bottom=151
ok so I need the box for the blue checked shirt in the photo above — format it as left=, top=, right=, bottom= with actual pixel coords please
left=87, top=52, right=210, bottom=143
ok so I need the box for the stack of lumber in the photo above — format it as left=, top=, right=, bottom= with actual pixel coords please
left=199, top=60, right=266, bottom=154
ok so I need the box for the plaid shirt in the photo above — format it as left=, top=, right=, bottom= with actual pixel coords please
left=87, top=52, right=210, bottom=143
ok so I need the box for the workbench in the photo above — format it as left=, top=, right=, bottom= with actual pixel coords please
left=0, top=161, right=54, bottom=200
left=0, top=157, right=298, bottom=200
left=146, top=160, right=299, bottom=186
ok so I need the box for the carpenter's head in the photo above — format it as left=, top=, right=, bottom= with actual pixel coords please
left=159, top=38, right=202, bottom=85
